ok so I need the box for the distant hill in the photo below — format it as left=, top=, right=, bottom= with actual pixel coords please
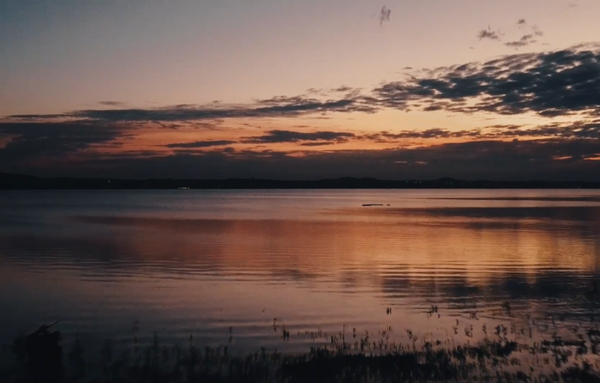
left=1, top=172, right=599, bottom=189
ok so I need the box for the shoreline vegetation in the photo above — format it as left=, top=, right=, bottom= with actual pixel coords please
left=2, top=172, right=600, bottom=190
left=3, top=319, right=600, bottom=383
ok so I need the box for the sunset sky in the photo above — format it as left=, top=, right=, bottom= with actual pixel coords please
left=1, top=0, right=599, bottom=180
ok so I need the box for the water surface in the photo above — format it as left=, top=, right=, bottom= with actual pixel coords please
left=1, top=189, right=600, bottom=354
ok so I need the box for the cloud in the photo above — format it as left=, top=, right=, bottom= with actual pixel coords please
left=99, top=101, right=125, bottom=107
left=5, top=44, right=599, bottom=127
left=7, top=113, right=65, bottom=119
left=12, top=45, right=598, bottom=128
left=371, top=44, right=600, bottom=117
left=9, top=95, right=377, bottom=123
left=364, top=128, right=458, bottom=141
left=478, top=27, right=502, bottom=41
left=298, top=142, right=334, bottom=147
left=505, top=34, right=537, bottom=48
left=379, top=6, right=391, bottom=26
left=483, top=122, right=600, bottom=139
left=16, top=138, right=599, bottom=181
left=0, top=121, right=129, bottom=163
left=243, top=130, right=355, bottom=144
left=77, top=99, right=360, bottom=121
left=165, top=140, right=237, bottom=148
left=331, top=86, right=356, bottom=93
left=363, top=122, right=600, bottom=142
left=478, top=20, right=544, bottom=48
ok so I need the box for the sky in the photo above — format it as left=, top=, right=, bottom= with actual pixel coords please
left=1, top=0, right=599, bottom=180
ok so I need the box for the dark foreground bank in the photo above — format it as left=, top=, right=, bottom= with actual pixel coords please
left=3, top=324, right=600, bottom=383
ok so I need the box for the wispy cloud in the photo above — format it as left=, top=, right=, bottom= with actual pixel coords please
left=330, top=86, right=357, bottom=93
left=379, top=6, right=391, bottom=26
left=477, top=20, right=545, bottom=48
left=505, top=34, right=537, bottom=48
left=9, top=95, right=377, bottom=123
left=243, top=130, right=355, bottom=144
left=477, top=27, right=502, bottom=41
left=363, top=122, right=600, bottom=142
left=99, top=101, right=126, bottom=107
left=165, top=140, right=237, bottom=148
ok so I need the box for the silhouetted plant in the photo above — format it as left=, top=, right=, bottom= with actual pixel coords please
left=5, top=310, right=600, bottom=382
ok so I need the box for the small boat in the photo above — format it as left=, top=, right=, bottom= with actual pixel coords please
left=178, top=187, right=190, bottom=190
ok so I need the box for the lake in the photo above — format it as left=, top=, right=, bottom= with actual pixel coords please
left=1, top=189, right=600, bottom=355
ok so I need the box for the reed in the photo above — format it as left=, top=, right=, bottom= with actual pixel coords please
left=3, top=299, right=600, bottom=382
left=2, top=326, right=600, bottom=382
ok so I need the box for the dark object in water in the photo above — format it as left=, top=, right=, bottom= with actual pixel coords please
left=362, top=204, right=384, bottom=207
left=25, top=322, right=64, bottom=383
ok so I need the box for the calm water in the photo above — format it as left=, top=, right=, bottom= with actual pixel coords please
left=1, top=189, right=600, bottom=354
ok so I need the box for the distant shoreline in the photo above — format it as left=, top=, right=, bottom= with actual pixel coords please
left=1, top=172, right=600, bottom=190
